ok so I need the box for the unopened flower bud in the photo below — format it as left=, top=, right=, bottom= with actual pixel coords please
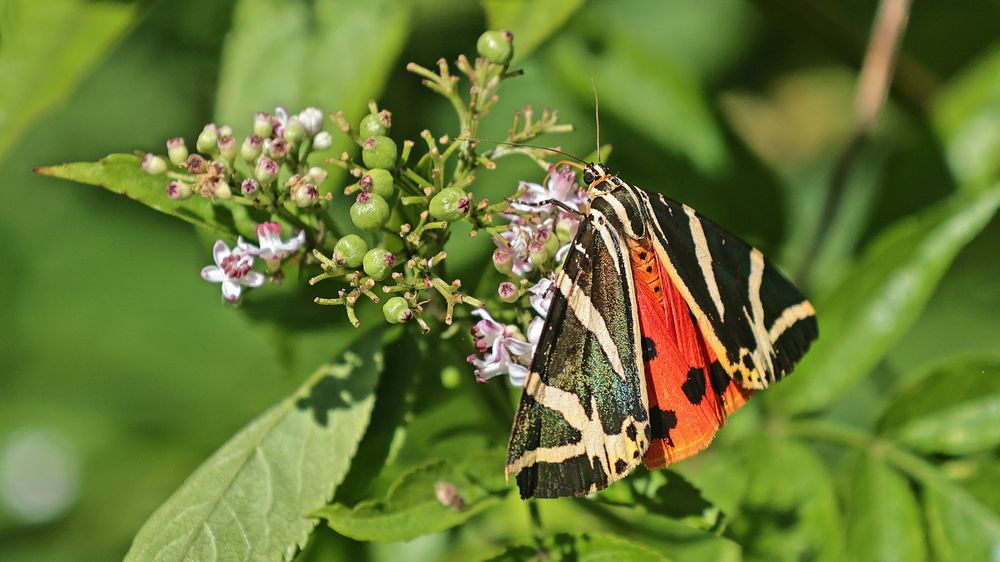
left=359, top=110, right=391, bottom=137
left=167, top=137, right=188, bottom=165
left=283, top=119, right=305, bottom=144
left=360, top=168, right=394, bottom=198
left=313, top=131, right=333, bottom=150
left=241, top=178, right=259, bottom=195
left=219, top=125, right=233, bottom=137
left=333, top=234, right=368, bottom=268
left=213, top=180, right=232, bottom=200
left=291, top=183, right=319, bottom=207
left=297, top=107, right=323, bottom=135
left=493, top=247, right=514, bottom=276
left=307, top=166, right=328, bottom=184
left=429, top=187, right=471, bottom=221
left=529, top=240, right=549, bottom=268
left=363, top=248, right=396, bottom=281
left=350, top=192, right=390, bottom=230
left=540, top=228, right=560, bottom=256
left=255, top=157, right=279, bottom=185
left=477, top=30, right=514, bottom=65
left=196, top=124, right=219, bottom=154
left=166, top=180, right=192, bottom=199
left=185, top=154, right=207, bottom=174
left=361, top=136, right=397, bottom=169
left=218, top=134, right=237, bottom=161
left=141, top=153, right=167, bottom=175
left=555, top=212, right=579, bottom=242
left=241, top=135, right=263, bottom=162
left=253, top=112, right=273, bottom=137
left=268, top=138, right=288, bottom=159
left=498, top=281, right=519, bottom=303
left=383, top=296, right=412, bottom=324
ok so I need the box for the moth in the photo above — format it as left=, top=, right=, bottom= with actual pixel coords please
left=505, top=161, right=818, bottom=499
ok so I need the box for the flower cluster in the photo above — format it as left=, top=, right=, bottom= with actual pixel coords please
left=200, top=222, right=305, bottom=302
left=466, top=167, right=588, bottom=386
left=138, top=29, right=580, bottom=385
left=144, top=105, right=334, bottom=210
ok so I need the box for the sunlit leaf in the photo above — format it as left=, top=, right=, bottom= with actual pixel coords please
left=35, top=154, right=262, bottom=239
left=0, top=0, right=135, bottom=162
left=315, top=449, right=509, bottom=542
left=547, top=33, right=726, bottom=174
left=879, top=359, right=1000, bottom=455
left=931, top=44, right=1000, bottom=191
left=482, top=0, right=585, bottom=61
left=925, top=459, right=1000, bottom=562
left=124, top=331, right=383, bottom=562
left=769, top=183, right=1000, bottom=414
left=844, top=455, right=926, bottom=562
left=594, top=468, right=723, bottom=533
left=215, top=0, right=410, bottom=133
left=483, top=532, right=670, bottom=562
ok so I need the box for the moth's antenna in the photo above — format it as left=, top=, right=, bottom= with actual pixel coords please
left=591, top=79, right=601, bottom=162
left=457, top=137, right=587, bottom=165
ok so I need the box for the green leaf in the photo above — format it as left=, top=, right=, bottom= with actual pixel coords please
left=879, top=359, right=1000, bottom=455
left=769, top=184, right=1000, bottom=414
left=124, top=331, right=384, bottom=562
left=594, top=469, right=723, bottom=533
left=35, top=154, right=263, bottom=239
left=924, top=460, right=1000, bottom=562
left=215, top=0, right=410, bottom=132
left=315, top=449, right=509, bottom=542
left=547, top=32, right=726, bottom=174
left=844, top=455, right=926, bottom=562
left=0, top=0, right=135, bottom=162
left=732, top=437, right=844, bottom=562
left=483, top=532, right=670, bottom=562
left=482, top=0, right=584, bottom=61
left=931, top=43, right=1000, bottom=190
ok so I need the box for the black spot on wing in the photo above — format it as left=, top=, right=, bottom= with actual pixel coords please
left=681, top=368, right=706, bottom=405
left=614, top=459, right=628, bottom=474
left=708, top=361, right=730, bottom=396
left=626, top=423, right=638, bottom=441
left=649, top=407, right=677, bottom=446
left=641, top=337, right=658, bottom=361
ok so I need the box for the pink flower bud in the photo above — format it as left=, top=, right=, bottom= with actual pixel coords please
left=498, top=281, right=518, bottom=303
left=166, top=180, right=192, bottom=199
left=241, top=178, right=259, bottom=194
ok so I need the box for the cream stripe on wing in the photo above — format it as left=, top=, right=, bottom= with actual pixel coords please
left=557, top=274, right=627, bottom=380
left=683, top=204, right=726, bottom=320
left=769, top=300, right=816, bottom=341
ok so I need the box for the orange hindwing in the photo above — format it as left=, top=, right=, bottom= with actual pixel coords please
left=628, top=240, right=753, bottom=469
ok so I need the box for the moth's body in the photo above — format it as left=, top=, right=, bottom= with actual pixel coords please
left=506, top=162, right=818, bottom=499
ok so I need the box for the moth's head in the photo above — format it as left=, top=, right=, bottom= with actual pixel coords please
left=583, top=162, right=615, bottom=194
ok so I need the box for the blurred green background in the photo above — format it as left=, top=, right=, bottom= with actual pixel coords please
left=2, top=0, right=1000, bottom=560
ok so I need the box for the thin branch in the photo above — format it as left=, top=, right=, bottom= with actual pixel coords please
left=796, top=0, right=912, bottom=285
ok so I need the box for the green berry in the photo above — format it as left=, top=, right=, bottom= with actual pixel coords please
left=363, top=248, right=396, bottom=281
left=382, top=296, right=412, bottom=324
left=477, top=30, right=514, bottom=65
left=350, top=192, right=390, bottom=230
left=359, top=110, right=391, bottom=137
left=360, top=168, right=395, bottom=198
left=429, top=187, right=471, bottom=221
left=333, top=234, right=368, bottom=268
left=362, top=136, right=397, bottom=169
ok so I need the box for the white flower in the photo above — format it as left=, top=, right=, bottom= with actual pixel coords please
left=467, top=309, right=533, bottom=386
left=512, top=164, right=588, bottom=213
left=273, top=106, right=290, bottom=138
left=297, top=107, right=324, bottom=135
left=313, top=131, right=333, bottom=150
left=200, top=240, right=264, bottom=302
left=239, top=222, right=305, bottom=262
left=528, top=278, right=554, bottom=317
